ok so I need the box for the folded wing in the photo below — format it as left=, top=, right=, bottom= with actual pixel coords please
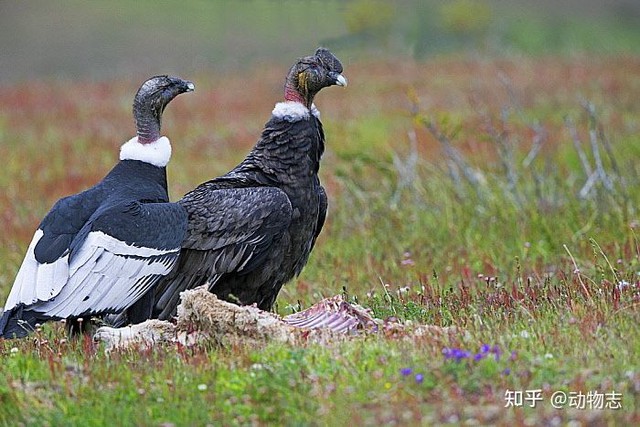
left=149, top=186, right=293, bottom=320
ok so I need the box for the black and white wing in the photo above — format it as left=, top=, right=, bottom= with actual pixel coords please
left=0, top=200, right=187, bottom=338
left=3, top=190, right=102, bottom=312
left=149, top=185, right=293, bottom=320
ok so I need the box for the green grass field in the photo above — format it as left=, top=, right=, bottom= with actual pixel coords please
left=1, top=55, right=639, bottom=425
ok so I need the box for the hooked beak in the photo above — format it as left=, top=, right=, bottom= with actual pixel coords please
left=330, top=72, right=348, bottom=87
left=184, top=81, right=195, bottom=92
left=168, top=76, right=195, bottom=92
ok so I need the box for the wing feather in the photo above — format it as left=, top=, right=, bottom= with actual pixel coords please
left=3, top=201, right=187, bottom=320
left=170, top=186, right=294, bottom=279
left=38, top=232, right=181, bottom=318
left=9, top=233, right=41, bottom=308
left=138, top=186, right=293, bottom=321
left=5, top=229, right=71, bottom=310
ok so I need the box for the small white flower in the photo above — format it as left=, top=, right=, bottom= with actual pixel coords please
left=197, top=384, right=207, bottom=391
left=10, top=347, right=19, bottom=354
left=520, top=330, right=530, bottom=339
left=544, top=353, right=554, bottom=359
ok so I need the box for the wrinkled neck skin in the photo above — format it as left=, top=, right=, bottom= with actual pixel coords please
left=284, top=76, right=313, bottom=108
left=135, top=103, right=162, bottom=144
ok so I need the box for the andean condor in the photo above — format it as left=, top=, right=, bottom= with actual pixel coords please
left=122, top=48, right=347, bottom=323
left=0, top=75, right=194, bottom=338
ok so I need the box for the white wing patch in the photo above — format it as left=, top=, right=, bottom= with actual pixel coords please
left=4, top=229, right=69, bottom=311
left=74, top=231, right=178, bottom=258
left=4, top=230, right=180, bottom=319
left=119, top=136, right=172, bottom=167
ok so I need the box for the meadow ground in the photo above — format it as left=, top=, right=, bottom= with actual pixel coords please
left=0, top=55, right=639, bottom=425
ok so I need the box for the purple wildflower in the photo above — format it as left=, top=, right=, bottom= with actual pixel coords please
left=400, top=368, right=412, bottom=376
left=443, top=345, right=515, bottom=366
left=415, top=373, right=424, bottom=384
left=502, top=368, right=511, bottom=376
left=491, top=345, right=502, bottom=361
left=443, top=348, right=471, bottom=362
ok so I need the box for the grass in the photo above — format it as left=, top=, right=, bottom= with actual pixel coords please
left=1, top=54, right=640, bottom=425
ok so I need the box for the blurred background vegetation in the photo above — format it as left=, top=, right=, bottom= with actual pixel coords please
left=1, top=0, right=639, bottom=82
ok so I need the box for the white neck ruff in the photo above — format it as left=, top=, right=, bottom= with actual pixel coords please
left=272, top=101, right=321, bottom=122
left=119, top=136, right=171, bottom=167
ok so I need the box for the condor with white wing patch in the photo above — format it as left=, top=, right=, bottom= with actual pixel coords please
left=0, top=201, right=186, bottom=338
left=0, top=75, right=193, bottom=339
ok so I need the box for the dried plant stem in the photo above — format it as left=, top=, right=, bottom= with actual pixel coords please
left=583, top=101, right=613, bottom=191
left=422, top=118, right=483, bottom=190
left=522, top=123, right=546, bottom=168
left=484, top=108, right=519, bottom=200
left=565, top=116, right=593, bottom=177
left=391, top=130, right=419, bottom=207
left=378, top=276, right=397, bottom=316
left=563, top=244, right=594, bottom=304
left=589, top=238, right=620, bottom=285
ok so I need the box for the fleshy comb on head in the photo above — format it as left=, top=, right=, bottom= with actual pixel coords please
left=314, top=48, right=343, bottom=74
